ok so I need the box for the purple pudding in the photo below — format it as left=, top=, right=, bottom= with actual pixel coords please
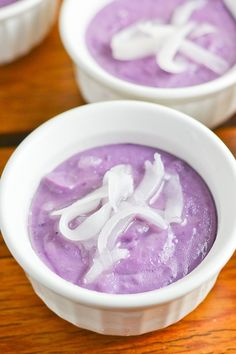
left=86, top=0, right=236, bottom=88
left=0, top=0, right=20, bottom=7
left=29, top=144, right=217, bottom=294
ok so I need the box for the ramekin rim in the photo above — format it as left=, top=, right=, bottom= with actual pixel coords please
left=0, top=0, right=44, bottom=20
left=1, top=101, right=236, bottom=309
left=59, top=0, right=236, bottom=101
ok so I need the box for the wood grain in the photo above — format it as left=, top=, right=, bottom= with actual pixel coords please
left=0, top=16, right=84, bottom=135
left=0, top=3, right=236, bottom=353
left=0, top=230, right=236, bottom=354
left=215, top=127, right=236, bottom=158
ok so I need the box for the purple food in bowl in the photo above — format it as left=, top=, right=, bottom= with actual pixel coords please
left=29, top=144, right=217, bottom=294
left=60, top=0, right=236, bottom=127
left=0, top=101, right=236, bottom=335
left=86, top=0, right=236, bottom=88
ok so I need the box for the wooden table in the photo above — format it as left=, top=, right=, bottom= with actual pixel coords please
left=0, top=9, right=236, bottom=354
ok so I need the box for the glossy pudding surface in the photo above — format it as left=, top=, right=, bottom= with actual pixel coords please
left=86, top=0, right=236, bottom=88
left=29, top=144, right=217, bottom=294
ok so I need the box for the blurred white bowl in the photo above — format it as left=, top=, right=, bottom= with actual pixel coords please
left=0, top=101, right=236, bottom=336
left=0, top=0, right=58, bottom=64
left=60, top=0, right=236, bottom=128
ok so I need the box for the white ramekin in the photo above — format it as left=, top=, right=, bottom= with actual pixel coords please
left=0, top=0, right=58, bottom=64
left=0, top=101, right=236, bottom=336
left=59, top=0, right=236, bottom=128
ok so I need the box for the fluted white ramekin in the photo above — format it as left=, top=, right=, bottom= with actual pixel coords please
left=0, top=0, right=58, bottom=64
left=60, top=0, right=236, bottom=128
left=1, top=101, right=236, bottom=336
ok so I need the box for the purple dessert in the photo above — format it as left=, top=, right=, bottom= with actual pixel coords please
left=0, top=0, right=20, bottom=7
left=86, top=0, right=236, bottom=88
left=29, top=144, right=217, bottom=294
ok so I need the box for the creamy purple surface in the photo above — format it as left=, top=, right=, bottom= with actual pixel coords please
left=29, top=144, right=217, bottom=294
left=0, top=0, right=20, bottom=7
left=86, top=0, right=236, bottom=88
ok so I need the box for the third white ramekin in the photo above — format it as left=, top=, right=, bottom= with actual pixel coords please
left=60, top=0, right=236, bottom=128
left=0, top=0, right=58, bottom=64
left=0, top=101, right=236, bottom=335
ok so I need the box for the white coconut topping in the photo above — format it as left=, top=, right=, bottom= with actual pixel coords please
left=149, top=180, right=165, bottom=205
left=157, top=22, right=195, bottom=74
left=52, top=164, right=134, bottom=241
left=52, top=153, right=184, bottom=282
left=111, top=22, right=167, bottom=61
left=181, top=40, right=228, bottom=74
left=138, top=22, right=174, bottom=38
left=60, top=203, right=112, bottom=242
left=111, top=1, right=228, bottom=75
left=190, top=23, right=216, bottom=39
left=51, top=185, right=107, bottom=217
left=171, top=0, right=207, bottom=26
left=84, top=248, right=129, bottom=284
left=97, top=203, right=168, bottom=254
left=133, top=153, right=164, bottom=203
left=104, top=164, right=134, bottom=211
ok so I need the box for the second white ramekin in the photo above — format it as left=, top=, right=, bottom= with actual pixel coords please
left=0, top=101, right=236, bottom=335
left=0, top=0, right=58, bottom=64
left=60, top=0, right=236, bottom=128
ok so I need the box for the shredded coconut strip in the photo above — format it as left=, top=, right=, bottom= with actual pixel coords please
left=105, top=164, right=134, bottom=212
left=171, top=0, right=207, bottom=26
left=180, top=39, right=229, bottom=74
left=111, top=22, right=168, bottom=61
left=138, top=22, right=174, bottom=37
left=52, top=164, right=134, bottom=240
left=157, top=22, right=195, bottom=74
left=84, top=248, right=129, bottom=284
left=59, top=203, right=112, bottom=242
left=191, top=23, right=216, bottom=38
left=97, top=203, right=168, bottom=255
left=133, top=153, right=165, bottom=203
left=149, top=180, right=165, bottom=205
left=52, top=185, right=108, bottom=217
left=110, top=0, right=228, bottom=75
